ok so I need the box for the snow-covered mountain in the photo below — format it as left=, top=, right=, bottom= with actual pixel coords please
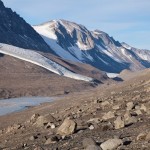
left=0, top=0, right=50, bottom=51
left=0, top=43, right=95, bottom=82
left=33, top=19, right=150, bottom=73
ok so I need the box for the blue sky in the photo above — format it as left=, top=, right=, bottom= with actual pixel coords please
left=3, top=0, right=150, bottom=49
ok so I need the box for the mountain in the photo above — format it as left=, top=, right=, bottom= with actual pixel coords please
left=0, top=0, right=50, bottom=51
left=33, top=19, right=150, bottom=73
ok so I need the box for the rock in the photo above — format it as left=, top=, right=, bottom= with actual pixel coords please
left=101, top=101, right=110, bottom=108
left=102, top=111, right=115, bottom=120
left=146, top=132, right=150, bottom=141
left=126, top=102, right=135, bottom=110
left=22, top=143, right=27, bottom=148
left=34, top=114, right=55, bottom=127
left=57, top=118, right=76, bottom=136
left=29, top=135, right=38, bottom=141
left=87, top=118, right=101, bottom=124
left=135, top=110, right=142, bottom=115
left=100, top=138, right=123, bottom=150
left=146, top=87, right=150, bottom=93
left=140, top=104, right=147, bottom=112
left=114, top=116, right=125, bottom=129
left=124, top=112, right=138, bottom=126
left=51, top=124, right=56, bottom=129
left=30, top=114, right=40, bottom=123
left=124, top=111, right=131, bottom=120
left=46, top=122, right=56, bottom=129
left=112, top=105, right=120, bottom=110
left=83, top=138, right=100, bottom=150
left=137, top=133, right=147, bottom=141
left=6, top=124, right=22, bottom=133
left=89, top=125, right=94, bottom=130
left=135, top=105, right=140, bottom=110
left=45, top=136, right=59, bottom=145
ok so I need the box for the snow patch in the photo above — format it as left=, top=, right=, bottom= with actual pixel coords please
left=136, top=52, right=150, bottom=61
left=33, top=25, right=80, bottom=62
left=106, top=73, right=119, bottom=78
left=76, top=41, right=91, bottom=51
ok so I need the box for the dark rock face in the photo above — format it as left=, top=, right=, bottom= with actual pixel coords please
left=0, top=0, right=50, bottom=51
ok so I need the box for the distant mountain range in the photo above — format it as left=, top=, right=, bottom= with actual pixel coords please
left=0, top=0, right=150, bottom=75
left=34, top=20, right=150, bottom=73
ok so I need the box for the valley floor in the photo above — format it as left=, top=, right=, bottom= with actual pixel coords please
left=0, top=69, right=150, bottom=150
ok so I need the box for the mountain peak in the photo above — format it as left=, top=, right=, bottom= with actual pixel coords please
left=0, top=0, right=4, bottom=8
left=0, top=0, right=51, bottom=51
left=34, top=19, right=94, bottom=51
left=34, top=19, right=150, bottom=73
left=36, top=19, right=89, bottom=33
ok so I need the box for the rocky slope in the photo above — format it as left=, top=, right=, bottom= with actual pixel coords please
left=0, top=69, right=149, bottom=149
left=34, top=19, right=150, bottom=73
left=0, top=0, right=50, bottom=51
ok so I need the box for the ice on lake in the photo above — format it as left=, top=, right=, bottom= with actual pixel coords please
left=0, top=97, right=54, bottom=116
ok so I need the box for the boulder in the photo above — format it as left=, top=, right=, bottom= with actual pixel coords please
left=146, top=132, right=150, bottom=141
left=100, top=138, right=123, bottom=150
left=34, top=114, right=55, bottom=127
left=57, top=118, right=76, bottom=136
left=124, top=111, right=131, bottom=120
left=102, top=111, right=115, bottom=120
left=137, top=133, right=147, bottom=141
left=140, top=104, right=147, bottom=112
left=134, top=110, right=142, bottom=115
left=124, top=112, right=137, bottom=126
left=126, top=102, right=135, bottom=110
left=114, top=116, right=125, bottom=129
left=112, top=105, right=120, bottom=110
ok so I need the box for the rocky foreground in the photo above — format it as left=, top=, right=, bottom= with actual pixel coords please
left=0, top=69, right=150, bottom=150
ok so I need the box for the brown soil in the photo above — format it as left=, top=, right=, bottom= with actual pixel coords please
left=0, top=69, right=149, bottom=150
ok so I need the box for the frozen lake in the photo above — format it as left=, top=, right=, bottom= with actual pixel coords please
left=0, top=97, right=54, bottom=116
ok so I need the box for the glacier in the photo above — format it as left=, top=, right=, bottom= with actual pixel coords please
left=0, top=43, right=93, bottom=82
